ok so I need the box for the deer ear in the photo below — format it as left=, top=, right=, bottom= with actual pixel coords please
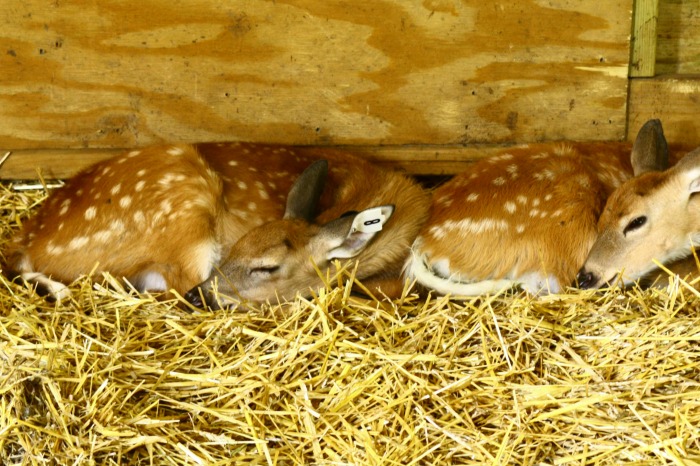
left=631, top=119, right=669, bottom=176
left=675, top=147, right=700, bottom=194
left=283, top=160, right=328, bottom=221
left=318, top=205, right=394, bottom=260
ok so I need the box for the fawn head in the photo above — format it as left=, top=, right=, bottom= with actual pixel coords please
left=185, top=160, right=394, bottom=307
left=575, top=119, right=700, bottom=289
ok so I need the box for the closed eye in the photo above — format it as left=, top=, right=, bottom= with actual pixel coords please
left=249, top=265, right=280, bottom=276
left=623, top=216, right=647, bottom=236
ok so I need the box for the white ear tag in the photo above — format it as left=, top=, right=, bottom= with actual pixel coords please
left=350, top=207, right=390, bottom=234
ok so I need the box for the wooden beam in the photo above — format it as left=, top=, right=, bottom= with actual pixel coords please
left=630, top=0, right=659, bottom=77
left=0, top=146, right=513, bottom=180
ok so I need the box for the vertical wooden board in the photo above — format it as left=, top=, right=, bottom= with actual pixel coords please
left=628, top=77, right=700, bottom=146
left=656, top=0, right=700, bottom=75
left=629, top=0, right=658, bottom=77
left=0, top=0, right=632, bottom=149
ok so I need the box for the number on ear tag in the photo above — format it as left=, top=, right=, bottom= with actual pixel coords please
left=351, top=207, right=390, bottom=233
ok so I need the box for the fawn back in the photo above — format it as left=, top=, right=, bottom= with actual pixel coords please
left=406, top=120, right=672, bottom=296
left=4, top=143, right=430, bottom=306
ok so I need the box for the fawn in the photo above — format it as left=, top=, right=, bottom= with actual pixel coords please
left=577, top=136, right=700, bottom=290
left=3, top=143, right=430, bottom=307
left=406, top=120, right=674, bottom=296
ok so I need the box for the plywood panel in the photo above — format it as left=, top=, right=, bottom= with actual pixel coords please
left=0, top=0, right=632, bottom=150
left=628, top=77, right=700, bottom=146
left=656, top=0, right=700, bottom=75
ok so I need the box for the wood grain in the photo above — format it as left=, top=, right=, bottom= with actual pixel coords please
left=628, top=77, right=700, bottom=146
left=656, top=0, right=700, bottom=75
left=630, top=0, right=658, bottom=77
left=0, top=0, right=632, bottom=150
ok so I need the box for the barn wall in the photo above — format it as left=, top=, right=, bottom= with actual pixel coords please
left=0, top=0, right=633, bottom=178
left=2, top=0, right=698, bottom=178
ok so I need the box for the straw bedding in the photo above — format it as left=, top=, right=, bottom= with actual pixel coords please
left=2, top=182, right=700, bottom=465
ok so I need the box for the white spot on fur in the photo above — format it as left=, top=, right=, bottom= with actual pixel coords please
left=466, top=193, right=479, bottom=202
left=135, top=180, right=146, bottom=192
left=544, top=194, right=553, bottom=201
left=85, top=206, right=97, bottom=220
left=430, top=217, right=508, bottom=239
left=516, top=224, right=525, bottom=234
left=59, top=204, right=69, bottom=216
left=534, top=170, right=556, bottom=181
left=111, top=184, right=122, bottom=195
left=93, top=229, right=113, bottom=243
left=133, top=210, right=145, bottom=226
left=532, top=198, right=540, bottom=207
left=101, top=166, right=112, bottom=176
left=237, top=181, right=247, bottom=190
left=160, top=200, right=173, bottom=214
left=127, top=150, right=141, bottom=158
left=529, top=209, right=540, bottom=218
left=492, top=177, right=506, bottom=186
left=516, top=195, right=528, bottom=205
left=247, top=201, right=257, bottom=211
left=258, top=189, right=269, bottom=200
left=167, top=146, right=185, bottom=156
left=504, top=201, right=516, bottom=214
left=137, top=169, right=147, bottom=177
left=68, top=236, right=89, bottom=251
left=119, top=196, right=132, bottom=208
left=111, top=219, right=125, bottom=234
left=228, top=160, right=239, bottom=166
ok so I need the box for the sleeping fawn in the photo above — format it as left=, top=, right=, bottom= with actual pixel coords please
left=3, top=143, right=430, bottom=307
left=577, top=137, right=700, bottom=290
left=406, top=120, right=675, bottom=296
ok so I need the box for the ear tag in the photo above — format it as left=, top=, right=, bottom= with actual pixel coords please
left=350, top=207, right=389, bottom=234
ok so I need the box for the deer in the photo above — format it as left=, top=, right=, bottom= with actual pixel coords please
left=405, top=119, right=677, bottom=296
left=576, top=139, right=700, bottom=290
left=3, top=143, right=431, bottom=308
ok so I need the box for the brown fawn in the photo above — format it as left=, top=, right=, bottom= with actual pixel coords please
left=406, top=120, right=674, bottom=296
left=577, top=135, right=700, bottom=290
left=3, top=143, right=430, bottom=307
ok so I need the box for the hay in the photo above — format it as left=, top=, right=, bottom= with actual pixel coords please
left=2, top=183, right=700, bottom=465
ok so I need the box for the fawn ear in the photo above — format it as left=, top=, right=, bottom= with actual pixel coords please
left=317, top=205, right=395, bottom=260
left=631, top=119, right=669, bottom=176
left=677, top=147, right=700, bottom=194
left=284, top=160, right=328, bottom=221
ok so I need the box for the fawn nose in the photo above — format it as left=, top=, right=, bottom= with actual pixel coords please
left=184, top=287, right=209, bottom=309
left=575, top=269, right=597, bottom=289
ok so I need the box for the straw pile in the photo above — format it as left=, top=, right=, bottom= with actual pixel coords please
left=2, top=183, right=700, bottom=465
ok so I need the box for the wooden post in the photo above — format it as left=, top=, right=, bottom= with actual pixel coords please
left=630, top=0, right=659, bottom=77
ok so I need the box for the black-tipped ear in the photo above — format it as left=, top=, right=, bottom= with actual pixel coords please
left=631, top=119, right=669, bottom=176
left=283, top=160, right=328, bottom=221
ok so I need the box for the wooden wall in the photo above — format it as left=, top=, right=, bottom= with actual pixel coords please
left=627, top=0, right=700, bottom=148
left=0, top=0, right=697, bottom=178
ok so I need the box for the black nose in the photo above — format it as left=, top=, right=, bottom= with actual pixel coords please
left=184, top=287, right=206, bottom=308
left=575, top=270, right=597, bottom=289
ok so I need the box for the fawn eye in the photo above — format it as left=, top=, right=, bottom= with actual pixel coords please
left=623, top=216, right=647, bottom=236
left=249, top=265, right=280, bottom=277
